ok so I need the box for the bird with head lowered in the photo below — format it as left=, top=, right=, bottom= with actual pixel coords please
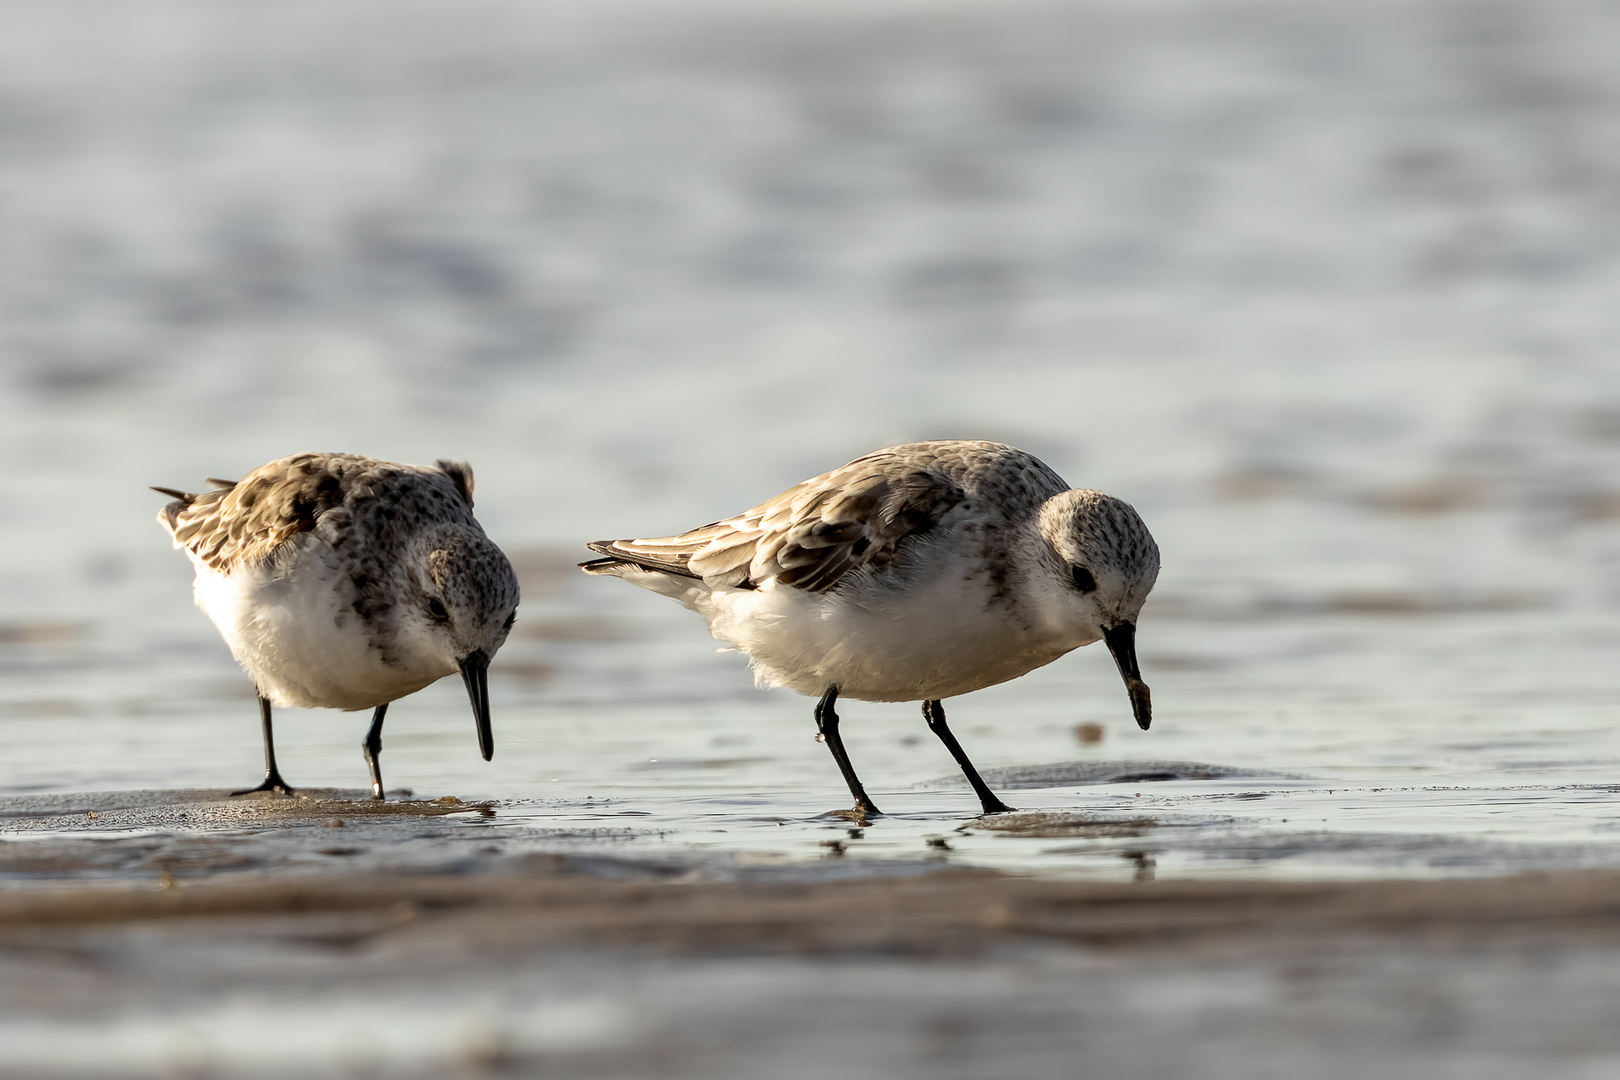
left=155, top=452, right=520, bottom=799
left=582, top=440, right=1158, bottom=818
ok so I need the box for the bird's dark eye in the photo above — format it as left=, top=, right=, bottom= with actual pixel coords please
left=502, top=611, right=516, bottom=631
left=1071, top=566, right=1097, bottom=594
left=427, top=598, right=449, bottom=621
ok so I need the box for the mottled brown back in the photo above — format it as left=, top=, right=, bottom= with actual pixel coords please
left=584, top=441, right=1068, bottom=594
left=157, top=452, right=477, bottom=573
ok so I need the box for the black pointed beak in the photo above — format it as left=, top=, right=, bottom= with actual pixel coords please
left=459, top=650, right=494, bottom=761
left=1102, top=621, right=1152, bottom=731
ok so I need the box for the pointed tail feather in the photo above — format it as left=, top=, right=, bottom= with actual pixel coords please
left=581, top=540, right=703, bottom=580
left=151, top=486, right=198, bottom=533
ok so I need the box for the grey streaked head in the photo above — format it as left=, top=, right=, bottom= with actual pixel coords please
left=394, top=523, right=520, bottom=760
left=1034, top=489, right=1160, bottom=730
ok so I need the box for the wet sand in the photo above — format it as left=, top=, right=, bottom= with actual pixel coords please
left=13, top=835, right=1620, bottom=951
left=7, top=789, right=1620, bottom=1078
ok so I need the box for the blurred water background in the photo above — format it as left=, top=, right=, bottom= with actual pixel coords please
left=4, top=0, right=1620, bottom=879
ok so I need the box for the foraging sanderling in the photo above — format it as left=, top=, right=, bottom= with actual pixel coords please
left=581, top=440, right=1159, bottom=817
left=155, top=453, right=520, bottom=799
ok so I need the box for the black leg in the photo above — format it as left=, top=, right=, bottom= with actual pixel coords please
left=923, top=699, right=1013, bottom=814
left=362, top=703, right=389, bottom=800
left=815, top=687, right=881, bottom=817
left=232, top=693, right=294, bottom=796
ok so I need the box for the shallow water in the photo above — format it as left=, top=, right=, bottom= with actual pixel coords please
left=3, top=0, right=1620, bottom=882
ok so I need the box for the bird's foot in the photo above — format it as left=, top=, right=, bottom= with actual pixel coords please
left=977, top=797, right=1016, bottom=815
left=231, top=773, right=295, bottom=797
left=823, top=803, right=882, bottom=825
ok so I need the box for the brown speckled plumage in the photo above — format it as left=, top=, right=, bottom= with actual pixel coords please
left=584, top=441, right=1067, bottom=595
left=154, top=452, right=520, bottom=793
left=157, top=452, right=477, bottom=575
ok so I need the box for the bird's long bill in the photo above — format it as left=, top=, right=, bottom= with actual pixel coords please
left=1102, top=622, right=1153, bottom=731
left=459, top=650, right=494, bottom=761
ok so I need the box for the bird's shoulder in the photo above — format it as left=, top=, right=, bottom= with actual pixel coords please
left=157, top=453, right=476, bottom=573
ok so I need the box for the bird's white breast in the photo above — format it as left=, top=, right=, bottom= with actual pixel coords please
left=681, top=542, right=1094, bottom=702
left=190, top=537, right=452, bottom=711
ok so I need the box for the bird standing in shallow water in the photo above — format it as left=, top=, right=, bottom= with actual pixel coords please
left=156, top=452, right=520, bottom=799
left=581, top=440, right=1159, bottom=817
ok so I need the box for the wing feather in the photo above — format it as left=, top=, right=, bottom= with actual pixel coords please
left=587, top=449, right=967, bottom=593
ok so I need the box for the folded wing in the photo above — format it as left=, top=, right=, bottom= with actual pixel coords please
left=157, top=461, right=333, bottom=572
left=585, top=449, right=967, bottom=593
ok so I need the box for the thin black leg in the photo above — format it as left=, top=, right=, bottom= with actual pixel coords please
left=232, top=693, right=294, bottom=796
left=923, top=699, right=1013, bottom=814
left=815, top=687, right=881, bottom=817
left=362, top=703, right=389, bottom=800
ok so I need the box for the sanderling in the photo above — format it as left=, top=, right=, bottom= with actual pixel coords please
left=581, top=440, right=1159, bottom=817
left=155, top=453, right=520, bottom=799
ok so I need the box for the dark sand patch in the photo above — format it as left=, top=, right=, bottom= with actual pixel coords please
left=12, top=864, right=1620, bottom=950
left=964, top=810, right=1167, bottom=839
left=0, top=787, right=494, bottom=833
left=925, top=760, right=1300, bottom=790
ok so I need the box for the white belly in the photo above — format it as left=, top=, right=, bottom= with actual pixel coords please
left=681, top=558, right=1097, bottom=702
left=191, top=541, right=452, bottom=711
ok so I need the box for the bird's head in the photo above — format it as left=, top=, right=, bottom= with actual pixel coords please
left=1033, top=489, right=1159, bottom=729
left=400, top=524, right=520, bottom=760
